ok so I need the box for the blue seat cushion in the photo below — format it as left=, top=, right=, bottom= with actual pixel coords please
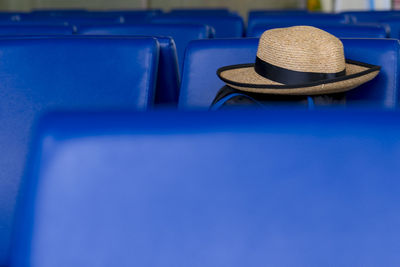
left=11, top=109, right=400, bottom=266
left=0, top=36, right=159, bottom=266
left=247, top=23, right=387, bottom=38
left=179, top=38, right=399, bottom=109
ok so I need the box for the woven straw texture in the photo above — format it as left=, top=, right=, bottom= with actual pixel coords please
left=258, top=26, right=346, bottom=73
left=218, top=26, right=380, bottom=95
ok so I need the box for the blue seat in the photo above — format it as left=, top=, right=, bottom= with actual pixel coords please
left=179, top=38, right=399, bottom=109
left=29, top=10, right=161, bottom=22
left=17, top=13, right=123, bottom=26
left=342, top=11, right=400, bottom=23
left=341, top=12, right=400, bottom=38
left=248, top=9, right=308, bottom=22
left=76, top=24, right=214, bottom=106
left=247, top=23, right=388, bottom=38
left=151, top=14, right=244, bottom=38
left=83, top=33, right=178, bottom=106
left=249, top=9, right=308, bottom=15
left=30, top=9, right=88, bottom=16
left=248, top=14, right=351, bottom=35
left=11, top=109, right=400, bottom=266
left=377, top=18, right=400, bottom=39
left=0, top=36, right=159, bottom=266
left=103, top=10, right=163, bottom=23
left=0, top=12, right=24, bottom=23
left=76, top=23, right=213, bottom=73
left=0, top=25, right=74, bottom=35
left=168, top=8, right=233, bottom=15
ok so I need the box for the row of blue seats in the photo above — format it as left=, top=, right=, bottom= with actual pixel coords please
left=0, top=34, right=396, bottom=109
left=0, top=9, right=244, bottom=38
left=0, top=35, right=399, bottom=266
left=1, top=9, right=400, bottom=39
left=0, top=9, right=399, bottom=266
left=4, top=9, right=400, bottom=32
left=0, top=23, right=392, bottom=107
left=2, top=9, right=400, bottom=45
left=247, top=12, right=400, bottom=38
left=6, top=109, right=400, bottom=266
left=248, top=10, right=400, bottom=39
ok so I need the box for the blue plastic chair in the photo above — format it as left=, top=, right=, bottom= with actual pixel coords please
left=342, top=10, right=400, bottom=23
left=341, top=11, right=400, bottom=38
left=76, top=23, right=214, bottom=73
left=248, top=14, right=351, bottom=35
left=151, top=14, right=244, bottom=38
left=76, top=24, right=214, bottom=106
left=168, top=8, right=233, bottom=15
left=103, top=10, right=163, bottom=23
left=248, top=9, right=308, bottom=22
left=377, top=17, right=400, bottom=39
left=11, top=109, right=400, bottom=266
left=30, top=9, right=88, bottom=16
left=30, top=9, right=161, bottom=20
left=0, top=25, right=74, bottom=35
left=179, top=38, right=400, bottom=109
left=249, top=9, right=308, bottom=15
left=17, top=13, right=123, bottom=26
left=247, top=23, right=388, bottom=38
left=0, top=36, right=159, bottom=266
left=0, top=12, right=24, bottom=23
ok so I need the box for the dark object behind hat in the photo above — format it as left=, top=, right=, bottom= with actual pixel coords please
left=211, top=86, right=346, bottom=110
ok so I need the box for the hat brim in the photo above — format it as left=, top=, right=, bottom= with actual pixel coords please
left=217, top=59, right=381, bottom=95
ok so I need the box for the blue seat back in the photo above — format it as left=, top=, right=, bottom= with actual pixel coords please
left=31, top=9, right=88, bottom=16
left=0, top=25, right=74, bottom=35
left=0, top=37, right=159, bottom=266
left=77, top=23, right=213, bottom=73
left=248, top=14, right=351, bottom=35
left=342, top=11, right=400, bottom=23
left=342, top=12, right=400, bottom=38
left=247, top=23, right=388, bottom=38
left=18, top=13, right=123, bottom=26
left=11, top=110, right=400, bottom=266
left=78, top=30, right=179, bottom=106
left=105, top=10, right=163, bottom=23
left=248, top=10, right=309, bottom=24
left=168, top=8, right=232, bottom=15
left=249, top=9, right=308, bottom=16
left=76, top=24, right=213, bottom=106
left=151, top=14, right=244, bottom=38
left=0, top=12, right=24, bottom=23
left=179, top=38, right=399, bottom=109
left=377, top=18, right=400, bottom=38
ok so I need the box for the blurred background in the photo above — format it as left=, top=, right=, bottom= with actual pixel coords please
left=0, top=0, right=395, bottom=16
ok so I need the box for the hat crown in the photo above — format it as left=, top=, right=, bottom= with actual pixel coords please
left=257, top=26, right=345, bottom=74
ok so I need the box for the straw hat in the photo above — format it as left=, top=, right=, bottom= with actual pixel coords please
left=217, top=26, right=381, bottom=95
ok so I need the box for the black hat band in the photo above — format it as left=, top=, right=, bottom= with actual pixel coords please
left=254, top=56, right=346, bottom=85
